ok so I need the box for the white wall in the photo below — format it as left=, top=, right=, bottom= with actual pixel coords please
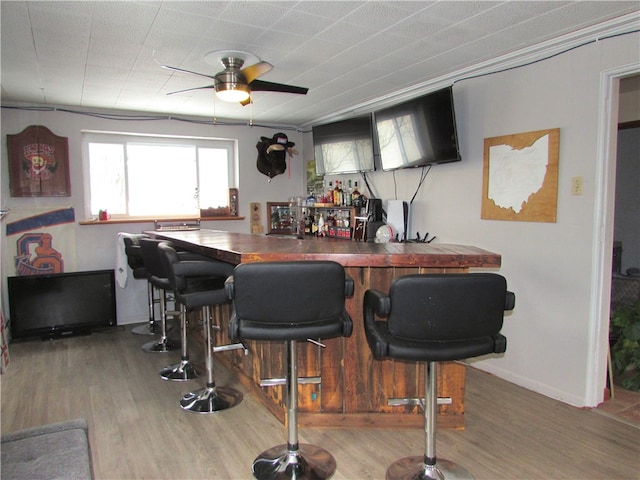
left=1, top=109, right=305, bottom=326
left=307, top=32, right=640, bottom=408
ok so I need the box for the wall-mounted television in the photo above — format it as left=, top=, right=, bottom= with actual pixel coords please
left=8, top=269, right=117, bottom=341
left=313, top=114, right=376, bottom=175
left=374, top=86, right=461, bottom=170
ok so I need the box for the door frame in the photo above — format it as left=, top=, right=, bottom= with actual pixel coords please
left=587, top=63, right=640, bottom=406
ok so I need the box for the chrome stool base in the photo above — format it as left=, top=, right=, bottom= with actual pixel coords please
left=132, top=322, right=172, bottom=335
left=160, top=360, right=201, bottom=381
left=386, top=457, right=474, bottom=480
left=131, top=323, right=155, bottom=335
left=252, top=443, right=337, bottom=480
left=179, top=386, right=243, bottom=414
left=141, top=338, right=179, bottom=353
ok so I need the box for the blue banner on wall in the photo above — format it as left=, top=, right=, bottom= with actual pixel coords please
left=5, top=208, right=75, bottom=236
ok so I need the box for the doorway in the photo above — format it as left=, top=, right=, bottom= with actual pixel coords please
left=590, top=68, right=640, bottom=411
left=614, top=75, right=640, bottom=278
left=604, top=75, right=640, bottom=421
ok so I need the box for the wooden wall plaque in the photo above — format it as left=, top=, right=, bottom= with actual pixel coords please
left=7, top=125, right=71, bottom=197
left=250, top=202, right=264, bottom=234
left=481, top=128, right=559, bottom=222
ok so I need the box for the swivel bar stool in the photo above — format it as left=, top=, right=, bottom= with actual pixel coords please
left=158, top=242, right=245, bottom=412
left=157, top=242, right=224, bottom=381
left=363, top=273, right=515, bottom=480
left=226, top=261, right=353, bottom=480
left=122, top=233, right=158, bottom=336
left=139, top=238, right=180, bottom=353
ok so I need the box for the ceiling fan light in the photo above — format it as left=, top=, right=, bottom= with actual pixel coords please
left=216, top=83, right=250, bottom=102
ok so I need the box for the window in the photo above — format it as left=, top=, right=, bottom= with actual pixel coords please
left=83, top=132, right=236, bottom=218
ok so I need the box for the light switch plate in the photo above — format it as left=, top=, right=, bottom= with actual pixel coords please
left=571, top=176, right=584, bottom=195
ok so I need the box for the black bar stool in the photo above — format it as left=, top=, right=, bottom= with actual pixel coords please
left=363, top=273, right=515, bottom=480
left=139, top=238, right=180, bottom=353
left=122, top=233, right=158, bottom=336
left=158, top=242, right=245, bottom=412
left=226, top=260, right=353, bottom=480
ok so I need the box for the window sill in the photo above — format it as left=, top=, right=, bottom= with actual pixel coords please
left=79, top=216, right=245, bottom=226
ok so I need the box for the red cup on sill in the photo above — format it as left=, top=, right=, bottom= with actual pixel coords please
left=98, top=210, right=109, bottom=221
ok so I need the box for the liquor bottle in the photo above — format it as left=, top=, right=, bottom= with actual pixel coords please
left=304, top=214, right=312, bottom=234
left=333, top=181, right=340, bottom=205
left=306, top=191, right=316, bottom=206
left=327, top=182, right=333, bottom=204
left=317, top=213, right=325, bottom=237
left=327, top=210, right=335, bottom=227
left=345, top=180, right=353, bottom=206
left=352, top=181, right=361, bottom=205
left=338, top=181, right=344, bottom=206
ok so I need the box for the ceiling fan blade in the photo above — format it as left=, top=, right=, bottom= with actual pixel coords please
left=166, top=85, right=215, bottom=96
left=249, top=79, right=309, bottom=95
left=240, top=96, right=253, bottom=107
left=241, top=61, right=273, bottom=83
left=160, top=64, right=216, bottom=80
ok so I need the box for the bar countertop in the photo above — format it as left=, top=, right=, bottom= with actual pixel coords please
left=146, top=229, right=501, bottom=269
left=145, top=228, right=501, bottom=428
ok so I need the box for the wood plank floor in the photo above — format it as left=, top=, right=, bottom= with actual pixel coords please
left=2, top=324, right=639, bottom=480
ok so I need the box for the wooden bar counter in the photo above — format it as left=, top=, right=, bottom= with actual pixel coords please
left=148, top=229, right=501, bottom=429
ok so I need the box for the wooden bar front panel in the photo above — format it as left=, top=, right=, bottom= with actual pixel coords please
left=212, top=265, right=466, bottom=429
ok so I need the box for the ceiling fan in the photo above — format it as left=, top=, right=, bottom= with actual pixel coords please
left=161, top=52, right=308, bottom=105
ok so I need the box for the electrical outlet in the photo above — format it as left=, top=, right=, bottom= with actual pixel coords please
left=571, top=176, right=584, bottom=195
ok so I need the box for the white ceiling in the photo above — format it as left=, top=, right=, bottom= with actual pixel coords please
left=1, top=1, right=639, bottom=128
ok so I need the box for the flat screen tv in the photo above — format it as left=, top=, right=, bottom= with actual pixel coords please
left=374, top=86, right=461, bottom=170
left=8, top=269, right=117, bottom=341
left=313, top=114, right=376, bottom=175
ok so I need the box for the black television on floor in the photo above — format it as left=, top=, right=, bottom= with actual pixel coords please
left=7, top=269, right=117, bottom=341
